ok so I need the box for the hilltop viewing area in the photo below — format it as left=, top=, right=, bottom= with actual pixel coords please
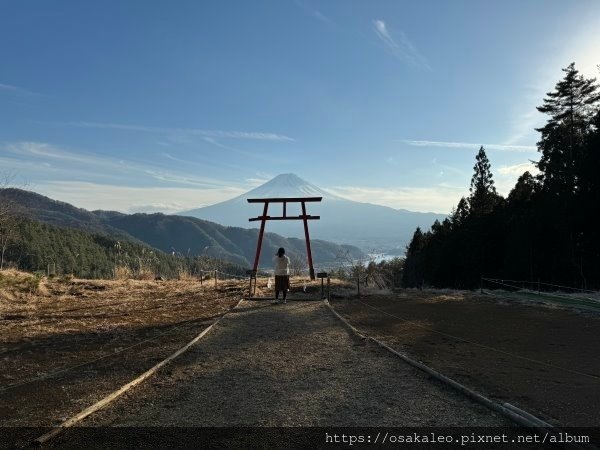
left=2, top=269, right=600, bottom=446
left=2, top=1, right=600, bottom=448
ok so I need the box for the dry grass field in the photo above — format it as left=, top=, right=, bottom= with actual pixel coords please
left=0, top=271, right=246, bottom=428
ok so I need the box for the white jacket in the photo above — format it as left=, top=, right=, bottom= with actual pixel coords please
left=273, top=255, right=290, bottom=276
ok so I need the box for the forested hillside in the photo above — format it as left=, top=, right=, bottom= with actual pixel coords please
left=2, top=218, right=246, bottom=279
left=0, top=189, right=364, bottom=269
left=403, top=63, right=600, bottom=290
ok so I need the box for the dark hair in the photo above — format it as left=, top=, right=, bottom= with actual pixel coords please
left=277, top=247, right=285, bottom=257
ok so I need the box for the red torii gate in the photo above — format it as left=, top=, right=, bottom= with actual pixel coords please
left=248, top=197, right=322, bottom=280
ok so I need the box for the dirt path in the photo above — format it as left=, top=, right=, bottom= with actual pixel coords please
left=82, top=300, right=508, bottom=427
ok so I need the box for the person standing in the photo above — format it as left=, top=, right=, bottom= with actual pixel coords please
left=273, top=247, right=290, bottom=303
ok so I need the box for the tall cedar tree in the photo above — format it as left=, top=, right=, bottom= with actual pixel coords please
left=536, top=62, right=600, bottom=195
left=403, top=227, right=425, bottom=287
left=468, top=146, right=499, bottom=216
left=535, top=63, right=600, bottom=284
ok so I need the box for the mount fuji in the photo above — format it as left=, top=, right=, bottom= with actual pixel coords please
left=179, top=174, right=446, bottom=253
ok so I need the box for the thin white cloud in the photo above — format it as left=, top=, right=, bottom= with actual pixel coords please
left=0, top=82, right=39, bottom=96
left=200, top=136, right=279, bottom=163
left=327, top=184, right=467, bottom=214
left=245, top=178, right=268, bottom=186
left=329, top=161, right=541, bottom=213
left=2, top=141, right=241, bottom=188
left=126, top=202, right=184, bottom=214
left=497, top=162, right=539, bottom=176
left=244, top=171, right=274, bottom=187
left=401, top=139, right=537, bottom=153
left=33, top=181, right=246, bottom=214
left=5, top=141, right=130, bottom=169
left=160, top=150, right=250, bottom=172
left=0, top=83, right=19, bottom=92
left=493, top=162, right=540, bottom=195
left=503, top=107, right=544, bottom=146
left=293, top=0, right=337, bottom=27
left=372, top=20, right=430, bottom=69
left=245, top=177, right=270, bottom=187
left=161, top=152, right=185, bottom=163
left=203, top=136, right=243, bottom=153
left=66, top=121, right=295, bottom=142
left=143, top=169, right=233, bottom=188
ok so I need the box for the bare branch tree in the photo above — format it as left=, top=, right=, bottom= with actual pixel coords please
left=0, top=172, right=22, bottom=270
left=288, top=252, right=308, bottom=276
left=334, top=248, right=367, bottom=281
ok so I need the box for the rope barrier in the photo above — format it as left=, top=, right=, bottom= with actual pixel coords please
left=196, top=269, right=268, bottom=279
left=482, top=278, right=600, bottom=305
left=482, top=277, right=598, bottom=294
left=216, top=271, right=247, bottom=279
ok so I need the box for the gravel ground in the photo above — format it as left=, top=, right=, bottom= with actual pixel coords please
left=84, top=299, right=509, bottom=427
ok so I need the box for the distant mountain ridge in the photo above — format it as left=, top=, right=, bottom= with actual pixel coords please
left=180, top=173, right=446, bottom=252
left=0, top=188, right=364, bottom=268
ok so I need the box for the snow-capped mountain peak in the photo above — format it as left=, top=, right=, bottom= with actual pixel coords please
left=178, top=173, right=446, bottom=252
left=244, top=173, right=338, bottom=199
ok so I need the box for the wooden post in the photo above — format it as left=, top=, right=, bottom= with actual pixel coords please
left=246, top=270, right=255, bottom=298
left=317, top=272, right=327, bottom=299
left=301, top=201, right=315, bottom=280
left=214, top=270, right=217, bottom=288
left=327, top=276, right=331, bottom=302
left=252, top=202, right=269, bottom=273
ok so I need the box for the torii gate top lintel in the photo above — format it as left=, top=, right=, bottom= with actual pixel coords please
left=247, top=196, right=322, bottom=203
left=247, top=197, right=322, bottom=280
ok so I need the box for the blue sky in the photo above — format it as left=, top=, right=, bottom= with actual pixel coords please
left=1, top=0, right=599, bottom=214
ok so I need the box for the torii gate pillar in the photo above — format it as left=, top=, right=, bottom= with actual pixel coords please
left=248, top=197, right=322, bottom=280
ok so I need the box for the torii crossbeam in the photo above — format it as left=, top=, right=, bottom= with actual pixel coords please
left=248, top=197, right=322, bottom=280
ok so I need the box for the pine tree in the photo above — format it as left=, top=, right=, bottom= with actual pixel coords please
left=406, top=227, right=424, bottom=255
left=450, top=196, right=470, bottom=227
left=536, top=63, right=600, bottom=194
left=468, top=146, right=498, bottom=216
left=507, top=171, right=537, bottom=204
left=403, top=227, right=425, bottom=287
left=535, top=64, right=600, bottom=286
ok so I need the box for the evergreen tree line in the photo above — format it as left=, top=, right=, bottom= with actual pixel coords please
left=403, top=63, right=600, bottom=290
left=2, top=217, right=247, bottom=279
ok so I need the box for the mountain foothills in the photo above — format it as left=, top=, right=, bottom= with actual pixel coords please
left=403, top=64, right=600, bottom=290
left=0, top=188, right=364, bottom=277
left=181, top=173, right=445, bottom=253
